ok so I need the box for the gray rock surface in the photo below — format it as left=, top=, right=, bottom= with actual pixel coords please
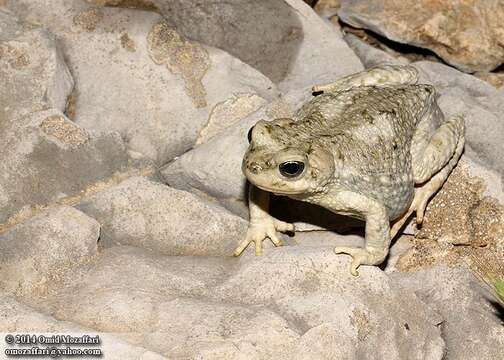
left=0, top=10, right=73, bottom=120
left=0, top=9, right=135, bottom=225
left=77, top=176, right=247, bottom=256
left=6, top=0, right=278, bottom=164
left=344, top=33, right=407, bottom=68
left=278, top=0, right=364, bottom=92
left=26, top=245, right=445, bottom=360
left=0, top=107, right=129, bottom=225
left=0, top=295, right=169, bottom=359
left=85, top=0, right=363, bottom=91
left=392, top=266, right=504, bottom=360
left=338, top=0, right=504, bottom=73
left=0, top=206, right=99, bottom=296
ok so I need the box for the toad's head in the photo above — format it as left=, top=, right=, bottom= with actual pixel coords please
left=242, top=118, right=334, bottom=197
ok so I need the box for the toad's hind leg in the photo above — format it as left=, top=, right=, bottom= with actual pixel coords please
left=411, top=114, right=465, bottom=224
left=391, top=114, right=465, bottom=238
left=312, top=65, right=418, bottom=93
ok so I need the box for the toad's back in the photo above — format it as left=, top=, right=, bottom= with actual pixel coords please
left=291, top=85, right=437, bottom=218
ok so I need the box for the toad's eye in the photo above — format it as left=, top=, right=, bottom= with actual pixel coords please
left=247, top=126, right=255, bottom=143
left=279, top=161, right=305, bottom=178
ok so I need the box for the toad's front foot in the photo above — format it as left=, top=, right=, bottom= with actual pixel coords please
left=233, top=219, right=294, bottom=256
left=334, top=246, right=387, bottom=276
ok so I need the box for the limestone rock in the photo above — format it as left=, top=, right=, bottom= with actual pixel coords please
left=211, top=247, right=446, bottom=358
left=338, top=0, right=504, bottom=73
left=0, top=206, right=99, bottom=296
left=77, top=177, right=247, bottom=256
left=392, top=266, right=504, bottom=360
left=0, top=295, right=169, bottom=359
left=278, top=0, right=363, bottom=91
left=313, top=0, right=342, bottom=18
left=6, top=0, right=278, bottom=164
left=0, top=9, right=73, bottom=120
left=0, top=108, right=129, bottom=225
left=344, top=33, right=407, bottom=68
left=29, top=245, right=445, bottom=360
left=84, top=0, right=363, bottom=91
left=474, top=71, right=504, bottom=89
left=195, top=94, right=268, bottom=145
left=0, top=9, right=134, bottom=226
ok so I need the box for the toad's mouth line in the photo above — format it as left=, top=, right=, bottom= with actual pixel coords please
left=251, top=183, right=304, bottom=196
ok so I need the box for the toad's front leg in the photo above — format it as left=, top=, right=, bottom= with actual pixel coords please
left=323, top=191, right=391, bottom=276
left=233, top=186, right=294, bottom=256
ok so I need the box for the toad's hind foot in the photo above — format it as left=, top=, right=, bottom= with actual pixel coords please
left=233, top=219, right=294, bottom=257
left=334, top=246, right=388, bottom=277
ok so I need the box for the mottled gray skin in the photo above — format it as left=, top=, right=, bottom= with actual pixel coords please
left=234, top=65, right=465, bottom=275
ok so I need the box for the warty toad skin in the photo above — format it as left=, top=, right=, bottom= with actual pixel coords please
left=234, top=65, right=465, bottom=276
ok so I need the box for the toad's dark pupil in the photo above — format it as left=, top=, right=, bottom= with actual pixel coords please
left=247, top=126, right=254, bottom=143
left=279, top=161, right=305, bottom=178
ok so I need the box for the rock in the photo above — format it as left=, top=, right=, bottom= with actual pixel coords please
left=0, top=206, right=99, bottom=296
left=413, top=61, right=504, bottom=177
left=0, top=9, right=136, bottom=226
left=464, top=156, right=504, bottom=205
left=0, top=9, right=73, bottom=120
left=343, top=33, right=407, bottom=68
left=25, top=246, right=299, bottom=359
left=77, top=177, right=247, bottom=256
left=85, top=0, right=363, bottom=92
left=392, top=266, right=504, bottom=360
left=0, top=295, right=169, bottom=359
left=313, top=0, right=341, bottom=18
left=37, top=245, right=237, bottom=303
left=87, top=0, right=304, bottom=84
left=57, top=295, right=300, bottom=359
left=338, top=0, right=504, bottom=73
left=26, top=245, right=444, bottom=359
left=195, top=94, right=268, bottom=145
left=6, top=0, right=278, bottom=164
left=473, top=71, right=504, bottom=89
left=211, top=247, right=445, bottom=359
left=0, top=108, right=129, bottom=225
left=278, top=0, right=363, bottom=92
